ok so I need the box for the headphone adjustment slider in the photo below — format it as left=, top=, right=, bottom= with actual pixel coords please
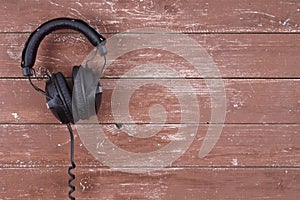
left=98, top=44, right=107, bottom=56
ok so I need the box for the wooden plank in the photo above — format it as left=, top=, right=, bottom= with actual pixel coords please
left=0, top=79, right=299, bottom=124
left=1, top=0, right=300, bottom=33
left=1, top=1, right=299, bottom=199
left=0, top=124, right=299, bottom=167
left=2, top=33, right=300, bottom=78
left=0, top=167, right=299, bottom=199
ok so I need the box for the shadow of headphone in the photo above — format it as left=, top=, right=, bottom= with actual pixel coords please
left=21, top=18, right=107, bottom=124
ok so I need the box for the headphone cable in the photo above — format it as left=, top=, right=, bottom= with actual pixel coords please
left=27, top=75, right=52, bottom=99
left=66, top=123, right=76, bottom=200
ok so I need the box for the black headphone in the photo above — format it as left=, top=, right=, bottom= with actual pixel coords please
left=21, top=18, right=107, bottom=124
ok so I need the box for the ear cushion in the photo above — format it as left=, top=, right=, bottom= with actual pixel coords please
left=72, top=66, right=87, bottom=121
left=53, top=72, right=73, bottom=122
left=72, top=66, right=100, bottom=121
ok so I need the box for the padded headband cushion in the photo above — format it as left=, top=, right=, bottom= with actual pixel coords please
left=21, top=18, right=106, bottom=75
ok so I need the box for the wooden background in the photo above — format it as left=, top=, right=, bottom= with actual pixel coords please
left=0, top=0, right=300, bottom=199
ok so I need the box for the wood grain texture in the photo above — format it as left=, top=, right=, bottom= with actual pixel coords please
left=0, top=168, right=299, bottom=200
left=1, top=0, right=300, bottom=33
left=0, top=79, right=299, bottom=124
left=2, top=33, right=300, bottom=78
left=0, top=124, right=299, bottom=167
left=1, top=0, right=300, bottom=199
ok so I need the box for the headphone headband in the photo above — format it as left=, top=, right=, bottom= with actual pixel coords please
left=21, top=18, right=106, bottom=76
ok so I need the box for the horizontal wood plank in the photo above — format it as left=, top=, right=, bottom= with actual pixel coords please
left=1, top=1, right=300, bottom=199
left=0, top=124, right=299, bottom=167
left=0, top=167, right=299, bottom=199
left=2, top=33, right=300, bottom=78
left=1, top=0, right=300, bottom=33
left=0, top=79, right=299, bottom=124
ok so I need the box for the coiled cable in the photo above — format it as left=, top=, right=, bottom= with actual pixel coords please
left=67, top=123, right=76, bottom=200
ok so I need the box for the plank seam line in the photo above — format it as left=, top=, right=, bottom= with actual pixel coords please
left=1, top=32, right=300, bottom=35
left=0, top=77, right=300, bottom=80
left=1, top=166, right=300, bottom=169
left=0, top=123, right=299, bottom=125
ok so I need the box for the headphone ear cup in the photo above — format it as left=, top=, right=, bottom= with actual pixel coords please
left=72, top=66, right=101, bottom=121
left=45, top=73, right=73, bottom=124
